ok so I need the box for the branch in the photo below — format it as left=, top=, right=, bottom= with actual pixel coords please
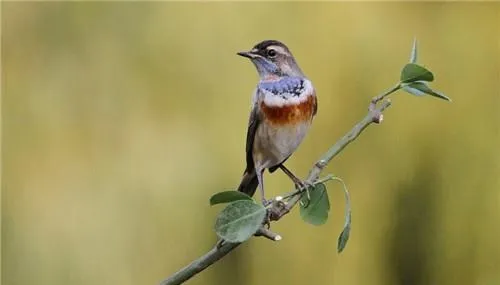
left=159, top=86, right=398, bottom=285
left=160, top=242, right=240, bottom=285
left=307, top=84, right=398, bottom=183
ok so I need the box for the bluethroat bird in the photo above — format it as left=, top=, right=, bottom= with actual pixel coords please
left=236, top=40, right=317, bottom=204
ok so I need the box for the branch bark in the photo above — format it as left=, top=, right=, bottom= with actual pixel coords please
left=160, top=87, right=397, bottom=285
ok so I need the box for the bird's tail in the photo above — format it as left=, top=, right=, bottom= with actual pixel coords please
left=237, top=169, right=258, bottom=197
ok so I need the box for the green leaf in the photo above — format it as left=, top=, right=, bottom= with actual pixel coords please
left=337, top=214, right=351, bottom=253
left=210, top=191, right=253, bottom=206
left=400, top=63, right=434, bottom=83
left=300, top=183, right=330, bottom=225
left=402, top=81, right=451, bottom=102
left=214, top=200, right=266, bottom=242
left=332, top=177, right=351, bottom=253
left=409, top=37, right=418, bottom=63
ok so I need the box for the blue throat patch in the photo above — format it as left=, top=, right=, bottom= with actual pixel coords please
left=259, top=77, right=305, bottom=98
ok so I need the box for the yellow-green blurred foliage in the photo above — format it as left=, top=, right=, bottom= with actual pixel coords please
left=2, top=2, right=499, bottom=285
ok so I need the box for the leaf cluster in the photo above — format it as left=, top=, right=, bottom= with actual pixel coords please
left=400, top=39, right=450, bottom=101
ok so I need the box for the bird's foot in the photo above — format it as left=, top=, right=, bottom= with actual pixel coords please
left=261, top=197, right=272, bottom=207
left=263, top=211, right=271, bottom=229
left=296, top=180, right=315, bottom=207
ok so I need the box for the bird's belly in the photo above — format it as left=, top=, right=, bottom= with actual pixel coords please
left=253, top=120, right=311, bottom=170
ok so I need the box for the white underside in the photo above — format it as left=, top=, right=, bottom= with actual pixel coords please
left=253, top=119, right=311, bottom=171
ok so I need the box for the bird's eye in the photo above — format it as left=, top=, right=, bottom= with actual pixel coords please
left=267, top=49, right=277, bottom=58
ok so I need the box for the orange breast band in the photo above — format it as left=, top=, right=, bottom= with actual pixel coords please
left=260, top=95, right=316, bottom=126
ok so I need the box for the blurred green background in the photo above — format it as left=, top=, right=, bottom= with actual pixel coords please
left=2, top=2, right=499, bottom=285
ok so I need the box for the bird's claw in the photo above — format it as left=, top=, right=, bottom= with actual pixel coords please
left=263, top=211, right=271, bottom=229
left=261, top=197, right=272, bottom=207
left=297, top=180, right=314, bottom=207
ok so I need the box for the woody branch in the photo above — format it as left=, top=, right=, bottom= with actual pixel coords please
left=159, top=89, right=394, bottom=285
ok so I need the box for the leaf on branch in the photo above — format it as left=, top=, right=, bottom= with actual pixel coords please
left=210, top=191, right=253, bottom=206
left=332, top=177, right=351, bottom=253
left=337, top=215, right=351, bottom=253
left=402, top=81, right=451, bottom=102
left=400, top=63, right=434, bottom=83
left=214, top=200, right=266, bottom=242
left=409, top=37, right=418, bottom=64
left=300, top=183, right=330, bottom=225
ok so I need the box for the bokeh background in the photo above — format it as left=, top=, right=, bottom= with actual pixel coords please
left=2, top=2, right=499, bottom=285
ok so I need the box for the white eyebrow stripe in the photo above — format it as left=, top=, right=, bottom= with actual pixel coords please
left=267, top=45, right=290, bottom=56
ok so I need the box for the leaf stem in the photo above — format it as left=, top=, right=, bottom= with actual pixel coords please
left=370, top=83, right=401, bottom=110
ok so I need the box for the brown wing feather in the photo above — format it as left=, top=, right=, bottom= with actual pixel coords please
left=237, top=102, right=261, bottom=196
left=312, top=91, right=318, bottom=116
left=244, top=103, right=260, bottom=173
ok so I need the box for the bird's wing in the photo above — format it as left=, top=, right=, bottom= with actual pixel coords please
left=244, top=90, right=262, bottom=173
left=312, top=89, right=318, bottom=116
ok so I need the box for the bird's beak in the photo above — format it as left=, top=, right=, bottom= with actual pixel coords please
left=237, top=50, right=258, bottom=59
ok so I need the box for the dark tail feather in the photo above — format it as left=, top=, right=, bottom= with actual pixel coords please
left=237, top=170, right=258, bottom=197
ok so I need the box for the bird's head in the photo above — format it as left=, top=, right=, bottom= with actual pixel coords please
left=237, top=40, right=303, bottom=79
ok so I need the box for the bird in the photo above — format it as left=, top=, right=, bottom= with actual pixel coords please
left=236, top=40, right=317, bottom=205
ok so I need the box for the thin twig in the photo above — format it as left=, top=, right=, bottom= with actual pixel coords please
left=159, top=87, right=399, bottom=285
left=255, top=227, right=282, bottom=241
